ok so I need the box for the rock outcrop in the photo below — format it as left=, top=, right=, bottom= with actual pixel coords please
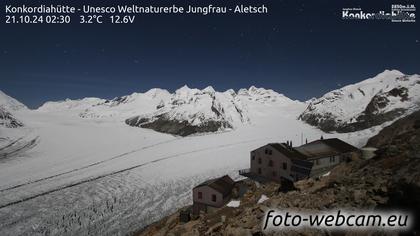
left=0, top=90, right=26, bottom=128
left=0, top=107, right=23, bottom=128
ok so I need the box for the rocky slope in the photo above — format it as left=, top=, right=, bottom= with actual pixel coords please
left=299, top=70, right=420, bottom=132
left=138, top=110, right=420, bottom=235
left=0, top=90, right=26, bottom=128
left=0, top=107, right=23, bottom=128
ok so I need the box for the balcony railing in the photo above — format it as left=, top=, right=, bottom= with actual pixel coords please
left=238, top=168, right=251, bottom=175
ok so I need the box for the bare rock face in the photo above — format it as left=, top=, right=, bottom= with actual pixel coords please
left=299, top=70, right=420, bottom=133
left=0, top=107, right=23, bottom=128
left=125, top=114, right=232, bottom=137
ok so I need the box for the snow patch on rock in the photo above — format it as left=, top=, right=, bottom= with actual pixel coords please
left=227, top=200, right=240, bottom=208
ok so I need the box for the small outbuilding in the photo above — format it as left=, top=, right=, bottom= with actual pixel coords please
left=192, top=175, right=235, bottom=215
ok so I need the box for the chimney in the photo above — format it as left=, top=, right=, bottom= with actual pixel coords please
left=321, top=135, right=324, bottom=140
left=290, top=140, right=293, bottom=147
left=305, top=138, right=308, bottom=144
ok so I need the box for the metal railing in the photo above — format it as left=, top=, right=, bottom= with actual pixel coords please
left=238, top=168, right=251, bottom=175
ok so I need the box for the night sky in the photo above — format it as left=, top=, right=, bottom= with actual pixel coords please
left=1, top=0, right=419, bottom=108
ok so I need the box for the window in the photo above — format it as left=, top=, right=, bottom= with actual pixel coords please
left=268, top=160, right=273, bottom=167
left=258, top=168, right=262, bottom=174
left=330, top=156, right=336, bottom=163
left=198, top=191, right=202, bottom=199
left=258, top=158, right=262, bottom=164
left=265, top=149, right=273, bottom=155
left=283, top=162, right=287, bottom=170
left=272, top=171, right=276, bottom=177
left=251, top=152, right=255, bottom=160
left=212, top=194, right=217, bottom=202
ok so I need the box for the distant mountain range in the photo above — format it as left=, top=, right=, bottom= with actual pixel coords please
left=36, top=85, right=300, bottom=136
left=2, top=69, right=420, bottom=135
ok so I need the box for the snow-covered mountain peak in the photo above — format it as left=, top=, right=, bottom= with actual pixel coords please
left=174, top=85, right=202, bottom=97
left=375, top=69, right=404, bottom=80
left=143, top=88, right=170, bottom=98
left=223, top=89, right=237, bottom=97
left=248, top=85, right=258, bottom=91
left=0, top=90, right=27, bottom=111
left=125, top=85, right=254, bottom=136
left=202, top=86, right=216, bottom=95
left=37, top=97, right=105, bottom=112
left=300, top=70, right=420, bottom=132
left=238, top=86, right=275, bottom=96
left=236, top=86, right=297, bottom=105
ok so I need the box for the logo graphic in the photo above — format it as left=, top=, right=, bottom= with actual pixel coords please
left=342, top=4, right=416, bottom=23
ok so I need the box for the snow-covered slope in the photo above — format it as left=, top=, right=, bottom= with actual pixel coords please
left=0, top=90, right=26, bottom=128
left=299, top=70, right=420, bottom=132
left=125, top=85, right=301, bottom=136
left=38, top=97, right=106, bottom=114
left=80, top=88, right=171, bottom=120
left=0, top=90, right=27, bottom=111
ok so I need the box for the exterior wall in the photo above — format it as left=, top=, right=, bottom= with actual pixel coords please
left=192, top=202, right=207, bottom=215
left=250, top=145, right=293, bottom=182
left=290, top=159, right=313, bottom=181
left=310, top=152, right=352, bottom=177
left=249, top=144, right=360, bottom=182
left=351, top=150, right=362, bottom=160
left=193, top=185, right=225, bottom=208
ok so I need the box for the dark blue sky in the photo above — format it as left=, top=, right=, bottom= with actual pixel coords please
left=1, top=0, right=419, bottom=108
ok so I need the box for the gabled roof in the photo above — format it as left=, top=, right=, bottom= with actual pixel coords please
left=194, top=175, right=234, bottom=197
left=295, top=138, right=359, bottom=159
left=319, top=138, right=359, bottom=153
left=268, top=143, right=308, bottom=160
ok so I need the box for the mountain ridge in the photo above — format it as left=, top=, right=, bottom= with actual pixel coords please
left=299, top=70, right=420, bottom=132
left=3, top=69, right=419, bottom=135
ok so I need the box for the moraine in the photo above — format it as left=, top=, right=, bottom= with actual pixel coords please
left=186, top=5, right=226, bottom=15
